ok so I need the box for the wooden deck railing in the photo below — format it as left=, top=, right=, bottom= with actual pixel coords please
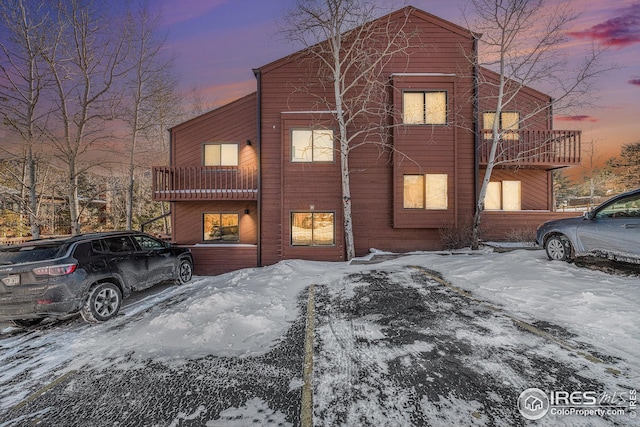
left=152, top=166, right=258, bottom=201
left=479, top=129, right=581, bottom=167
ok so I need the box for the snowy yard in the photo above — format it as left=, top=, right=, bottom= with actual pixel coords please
left=0, top=248, right=638, bottom=426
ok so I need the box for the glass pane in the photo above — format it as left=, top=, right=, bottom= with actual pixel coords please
left=292, top=213, right=313, bottom=245
left=501, top=112, right=520, bottom=141
left=313, top=213, right=335, bottom=245
left=403, top=92, right=424, bottom=124
left=425, top=174, right=448, bottom=210
left=403, top=175, right=424, bottom=209
left=313, top=130, right=334, bottom=161
left=220, top=144, right=239, bottom=166
left=204, top=213, right=239, bottom=241
left=501, top=112, right=520, bottom=130
left=483, top=112, right=496, bottom=130
left=502, top=181, right=521, bottom=211
left=424, top=92, right=447, bottom=124
left=203, top=144, right=221, bottom=166
left=292, top=130, right=313, bottom=162
left=485, top=182, right=502, bottom=210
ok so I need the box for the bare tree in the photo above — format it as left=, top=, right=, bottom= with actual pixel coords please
left=42, top=0, right=132, bottom=235
left=283, top=0, right=413, bottom=259
left=121, top=3, right=174, bottom=230
left=0, top=0, right=52, bottom=238
left=463, top=0, right=610, bottom=249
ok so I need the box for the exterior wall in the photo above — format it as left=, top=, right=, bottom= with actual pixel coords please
left=481, top=211, right=580, bottom=241
left=161, top=6, right=579, bottom=275
left=258, top=8, right=477, bottom=264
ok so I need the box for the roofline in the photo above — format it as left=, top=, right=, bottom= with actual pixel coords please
left=170, top=91, right=257, bottom=132
left=258, top=6, right=476, bottom=74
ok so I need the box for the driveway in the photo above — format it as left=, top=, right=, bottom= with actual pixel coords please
left=0, top=253, right=637, bottom=426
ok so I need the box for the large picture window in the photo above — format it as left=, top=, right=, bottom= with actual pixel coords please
left=291, top=129, right=334, bottom=162
left=203, top=213, right=239, bottom=241
left=403, top=174, right=448, bottom=210
left=204, top=143, right=239, bottom=166
left=403, top=91, right=447, bottom=125
left=484, top=181, right=521, bottom=211
left=291, top=212, right=335, bottom=246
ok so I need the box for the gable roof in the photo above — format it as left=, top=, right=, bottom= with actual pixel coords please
left=258, top=5, right=476, bottom=74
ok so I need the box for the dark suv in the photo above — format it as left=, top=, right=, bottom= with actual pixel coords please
left=0, top=231, right=193, bottom=326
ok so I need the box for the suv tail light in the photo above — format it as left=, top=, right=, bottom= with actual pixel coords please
left=32, top=264, right=78, bottom=276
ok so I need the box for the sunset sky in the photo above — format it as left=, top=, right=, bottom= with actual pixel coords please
left=156, top=0, right=640, bottom=176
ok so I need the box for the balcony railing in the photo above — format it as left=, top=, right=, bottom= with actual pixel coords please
left=479, top=129, right=581, bottom=167
left=152, top=166, right=258, bottom=201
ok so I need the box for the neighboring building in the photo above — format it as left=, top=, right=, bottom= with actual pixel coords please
left=152, top=7, right=581, bottom=275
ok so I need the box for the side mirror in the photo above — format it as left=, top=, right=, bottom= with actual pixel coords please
left=582, top=211, right=592, bottom=220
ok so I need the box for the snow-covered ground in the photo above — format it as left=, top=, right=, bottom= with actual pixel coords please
left=1, top=248, right=638, bottom=425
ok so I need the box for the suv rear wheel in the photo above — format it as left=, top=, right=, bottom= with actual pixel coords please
left=176, top=259, right=193, bottom=285
left=81, top=282, right=122, bottom=323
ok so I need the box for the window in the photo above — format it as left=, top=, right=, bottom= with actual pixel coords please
left=484, top=181, right=521, bottom=211
left=403, top=174, right=448, bottom=210
left=403, top=91, right=447, bottom=125
left=103, top=236, right=137, bottom=253
left=133, top=235, right=166, bottom=250
left=291, top=129, right=334, bottom=162
left=204, top=213, right=239, bottom=242
left=595, top=194, right=640, bottom=219
left=291, top=212, right=335, bottom=246
left=483, top=112, right=520, bottom=140
left=204, top=143, right=239, bottom=166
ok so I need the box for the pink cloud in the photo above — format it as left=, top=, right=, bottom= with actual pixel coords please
left=629, top=78, right=640, bottom=86
left=556, top=115, right=598, bottom=123
left=569, top=2, right=640, bottom=47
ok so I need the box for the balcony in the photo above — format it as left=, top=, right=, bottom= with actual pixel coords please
left=479, top=129, right=581, bottom=168
left=152, top=166, right=258, bottom=201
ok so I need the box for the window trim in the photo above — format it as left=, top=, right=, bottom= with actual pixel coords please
left=402, top=173, right=449, bottom=211
left=402, top=90, right=448, bottom=125
left=290, top=211, right=336, bottom=247
left=202, top=142, right=239, bottom=167
left=202, top=212, right=240, bottom=242
left=290, top=128, right=335, bottom=163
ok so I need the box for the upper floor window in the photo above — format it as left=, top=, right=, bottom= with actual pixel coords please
left=204, top=143, right=239, bottom=166
left=403, top=91, right=447, bottom=125
left=483, top=112, right=520, bottom=140
left=291, top=129, right=334, bottom=162
left=403, top=174, right=448, bottom=210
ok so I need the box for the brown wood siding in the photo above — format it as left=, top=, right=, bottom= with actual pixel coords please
left=481, top=211, right=580, bottom=241
left=187, top=245, right=257, bottom=275
left=171, top=92, right=257, bottom=169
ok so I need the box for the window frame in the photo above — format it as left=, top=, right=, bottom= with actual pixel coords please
left=203, top=143, right=239, bottom=167
left=290, top=128, right=335, bottom=163
left=402, top=173, right=448, bottom=211
left=482, top=111, right=520, bottom=140
left=203, top=212, right=240, bottom=242
left=402, top=90, right=448, bottom=125
left=484, top=180, right=522, bottom=211
left=290, top=211, right=336, bottom=246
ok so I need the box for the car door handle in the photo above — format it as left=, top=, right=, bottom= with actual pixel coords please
left=622, top=224, right=639, bottom=228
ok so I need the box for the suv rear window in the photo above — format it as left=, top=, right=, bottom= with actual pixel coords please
left=0, top=243, right=66, bottom=264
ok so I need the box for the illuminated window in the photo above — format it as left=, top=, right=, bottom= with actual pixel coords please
left=204, top=143, right=238, bottom=166
left=203, top=213, right=239, bottom=241
left=291, top=212, right=335, bottom=246
left=403, top=91, right=447, bottom=125
left=484, top=181, right=521, bottom=211
left=403, top=174, right=448, bottom=210
left=483, top=112, right=520, bottom=140
left=291, top=129, right=334, bottom=162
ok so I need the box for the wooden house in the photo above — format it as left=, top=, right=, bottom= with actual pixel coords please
left=152, top=7, right=580, bottom=275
